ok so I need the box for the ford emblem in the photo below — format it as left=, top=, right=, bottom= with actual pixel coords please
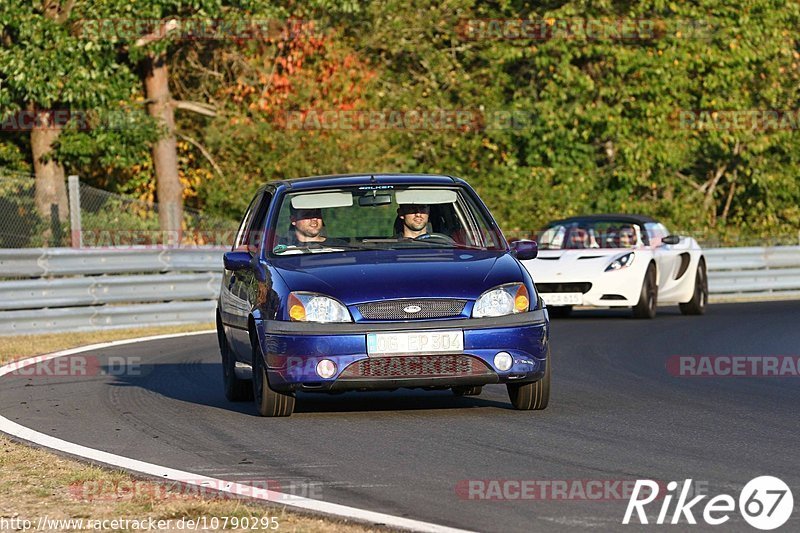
left=403, top=305, right=422, bottom=314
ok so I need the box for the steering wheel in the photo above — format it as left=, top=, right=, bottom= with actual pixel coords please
left=414, top=232, right=455, bottom=244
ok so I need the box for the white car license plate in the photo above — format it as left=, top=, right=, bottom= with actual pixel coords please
left=542, top=293, right=583, bottom=306
left=366, top=330, right=464, bottom=355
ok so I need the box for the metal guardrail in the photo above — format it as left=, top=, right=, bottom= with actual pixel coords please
left=0, top=246, right=798, bottom=335
left=0, top=273, right=221, bottom=310
left=1, top=301, right=217, bottom=336
left=705, top=246, right=800, bottom=301
left=0, top=248, right=226, bottom=335
left=0, top=247, right=226, bottom=277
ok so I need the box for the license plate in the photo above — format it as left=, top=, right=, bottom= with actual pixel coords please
left=542, top=292, right=583, bottom=306
left=366, top=330, right=464, bottom=355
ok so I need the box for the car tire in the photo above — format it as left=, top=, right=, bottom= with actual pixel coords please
left=547, top=305, right=572, bottom=318
left=251, top=339, right=295, bottom=417
left=452, top=385, right=483, bottom=396
left=680, top=259, right=708, bottom=316
left=632, top=264, right=657, bottom=319
left=507, top=350, right=550, bottom=410
left=217, top=315, right=252, bottom=402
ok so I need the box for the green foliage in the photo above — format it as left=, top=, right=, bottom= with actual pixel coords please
left=0, top=133, right=29, bottom=173
left=1, top=0, right=799, bottom=245
left=348, top=0, right=800, bottom=242
left=0, top=2, right=138, bottom=110
left=54, top=106, right=161, bottom=170
left=0, top=176, right=48, bottom=247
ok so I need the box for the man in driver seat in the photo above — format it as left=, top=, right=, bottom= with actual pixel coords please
left=276, top=206, right=348, bottom=250
left=396, top=203, right=431, bottom=239
left=289, top=207, right=327, bottom=244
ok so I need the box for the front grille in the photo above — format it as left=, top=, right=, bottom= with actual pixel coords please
left=339, top=355, right=492, bottom=378
left=536, top=282, right=592, bottom=294
left=357, top=299, right=467, bottom=320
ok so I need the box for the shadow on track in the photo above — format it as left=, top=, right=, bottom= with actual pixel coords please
left=549, top=306, right=688, bottom=320
left=106, top=361, right=513, bottom=416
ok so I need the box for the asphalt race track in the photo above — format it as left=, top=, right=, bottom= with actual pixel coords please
left=2, top=301, right=799, bottom=532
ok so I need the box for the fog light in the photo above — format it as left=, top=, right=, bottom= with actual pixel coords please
left=494, top=352, right=513, bottom=371
left=315, top=359, right=337, bottom=379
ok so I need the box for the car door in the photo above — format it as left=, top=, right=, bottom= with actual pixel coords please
left=648, top=222, right=682, bottom=289
left=220, top=194, right=258, bottom=330
left=223, top=192, right=266, bottom=360
left=234, top=191, right=273, bottom=363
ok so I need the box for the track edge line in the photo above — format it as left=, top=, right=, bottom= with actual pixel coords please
left=0, top=331, right=473, bottom=533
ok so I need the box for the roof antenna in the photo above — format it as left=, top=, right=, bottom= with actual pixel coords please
left=370, top=175, right=377, bottom=183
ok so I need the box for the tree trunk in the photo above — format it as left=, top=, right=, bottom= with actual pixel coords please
left=721, top=169, right=738, bottom=222
left=29, top=1, right=72, bottom=242
left=144, top=54, right=183, bottom=235
left=30, top=110, right=68, bottom=225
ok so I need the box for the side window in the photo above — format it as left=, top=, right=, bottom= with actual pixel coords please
left=458, top=192, right=502, bottom=249
left=246, top=192, right=273, bottom=253
left=645, top=222, right=666, bottom=247
left=539, top=225, right=565, bottom=250
left=232, top=194, right=260, bottom=251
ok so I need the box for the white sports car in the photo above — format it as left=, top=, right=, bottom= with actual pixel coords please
left=520, top=215, right=707, bottom=318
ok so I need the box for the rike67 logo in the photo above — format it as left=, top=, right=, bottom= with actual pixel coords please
left=623, top=476, right=793, bottom=530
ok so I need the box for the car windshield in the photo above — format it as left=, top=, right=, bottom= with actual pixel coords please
left=538, top=220, right=644, bottom=250
left=268, top=185, right=504, bottom=255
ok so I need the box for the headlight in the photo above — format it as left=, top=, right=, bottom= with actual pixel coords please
left=473, top=283, right=530, bottom=318
left=287, top=292, right=352, bottom=322
left=605, top=251, right=635, bottom=271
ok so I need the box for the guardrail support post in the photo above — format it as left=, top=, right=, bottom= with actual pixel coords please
left=68, top=175, right=82, bottom=249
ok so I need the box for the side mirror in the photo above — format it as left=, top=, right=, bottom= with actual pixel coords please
left=511, top=240, right=538, bottom=260
left=662, top=235, right=681, bottom=245
left=223, top=251, right=252, bottom=271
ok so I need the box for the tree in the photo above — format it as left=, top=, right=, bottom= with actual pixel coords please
left=4, top=0, right=798, bottom=245
left=82, top=2, right=288, bottom=233
left=0, top=1, right=136, bottom=232
left=355, top=0, right=800, bottom=242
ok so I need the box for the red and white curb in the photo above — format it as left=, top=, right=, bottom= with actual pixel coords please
left=0, top=331, right=472, bottom=533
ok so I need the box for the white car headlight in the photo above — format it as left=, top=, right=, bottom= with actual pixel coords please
left=605, top=251, right=635, bottom=271
left=287, top=292, right=352, bottom=322
left=473, top=283, right=530, bottom=318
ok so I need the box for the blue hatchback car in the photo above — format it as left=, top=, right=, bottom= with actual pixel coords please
left=216, top=174, right=550, bottom=416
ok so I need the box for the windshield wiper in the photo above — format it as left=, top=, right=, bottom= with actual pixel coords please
left=272, top=242, right=383, bottom=254
left=451, top=243, right=492, bottom=251
left=394, top=240, right=490, bottom=251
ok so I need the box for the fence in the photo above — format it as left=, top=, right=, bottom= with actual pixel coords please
left=0, top=173, right=238, bottom=248
left=0, top=246, right=798, bottom=336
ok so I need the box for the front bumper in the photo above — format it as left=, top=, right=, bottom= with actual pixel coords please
left=538, top=273, right=643, bottom=308
left=255, top=310, right=549, bottom=392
